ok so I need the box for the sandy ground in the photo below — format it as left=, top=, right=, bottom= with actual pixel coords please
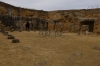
left=0, top=31, right=100, bottom=66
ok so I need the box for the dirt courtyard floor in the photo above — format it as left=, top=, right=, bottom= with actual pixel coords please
left=0, top=31, right=100, bottom=66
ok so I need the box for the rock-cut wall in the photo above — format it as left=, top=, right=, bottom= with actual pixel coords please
left=0, top=1, right=100, bottom=33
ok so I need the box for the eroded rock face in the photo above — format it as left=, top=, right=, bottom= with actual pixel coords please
left=0, top=6, right=7, bottom=14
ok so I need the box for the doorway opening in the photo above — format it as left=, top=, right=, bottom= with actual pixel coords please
left=80, top=20, right=94, bottom=32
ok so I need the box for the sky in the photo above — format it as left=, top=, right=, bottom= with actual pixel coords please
left=0, top=0, right=100, bottom=11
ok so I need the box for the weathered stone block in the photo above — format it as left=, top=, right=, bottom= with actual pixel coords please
left=12, top=39, right=19, bottom=43
left=7, top=35, right=14, bottom=39
left=92, top=46, right=100, bottom=50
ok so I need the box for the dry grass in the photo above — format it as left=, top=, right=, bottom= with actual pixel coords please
left=0, top=31, right=100, bottom=66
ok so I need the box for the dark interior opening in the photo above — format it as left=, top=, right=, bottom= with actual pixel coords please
left=80, top=20, right=94, bottom=32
